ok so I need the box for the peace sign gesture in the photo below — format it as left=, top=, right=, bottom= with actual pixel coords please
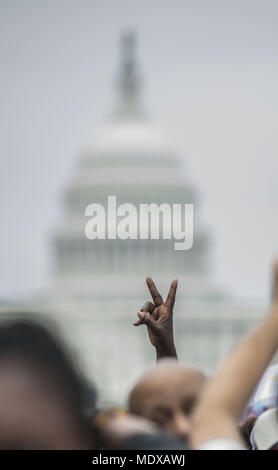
left=133, top=277, right=178, bottom=360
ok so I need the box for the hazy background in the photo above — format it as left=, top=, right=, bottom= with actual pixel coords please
left=0, top=0, right=277, bottom=301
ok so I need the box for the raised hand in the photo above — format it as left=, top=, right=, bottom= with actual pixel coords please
left=133, top=277, right=178, bottom=360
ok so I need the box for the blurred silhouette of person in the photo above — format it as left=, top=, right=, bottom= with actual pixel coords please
left=129, top=358, right=205, bottom=442
left=0, top=315, right=186, bottom=450
left=0, top=317, right=95, bottom=449
left=190, top=259, right=278, bottom=450
left=92, top=405, right=187, bottom=450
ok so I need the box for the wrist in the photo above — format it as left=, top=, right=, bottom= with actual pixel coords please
left=156, top=342, right=177, bottom=360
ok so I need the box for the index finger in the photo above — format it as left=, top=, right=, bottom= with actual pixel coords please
left=146, top=277, right=164, bottom=306
left=165, top=279, right=178, bottom=310
left=140, top=301, right=155, bottom=314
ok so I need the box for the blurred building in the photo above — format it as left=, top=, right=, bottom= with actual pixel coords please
left=0, top=33, right=263, bottom=403
left=53, top=32, right=211, bottom=294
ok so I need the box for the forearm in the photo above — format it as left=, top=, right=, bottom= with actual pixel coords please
left=207, top=305, right=278, bottom=417
left=155, top=327, right=178, bottom=361
left=192, top=304, right=278, bottom=447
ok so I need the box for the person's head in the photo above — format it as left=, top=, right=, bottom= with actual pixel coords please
left=0, top=315, right=96, bottom=449
left=128, top=358, right=206, bottom=441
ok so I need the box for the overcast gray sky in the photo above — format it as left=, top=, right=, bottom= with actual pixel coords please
left=0, top=0, right=277, bottom=301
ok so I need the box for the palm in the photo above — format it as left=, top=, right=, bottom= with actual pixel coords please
left=147, top=304, right=171, bottom=346
left=134, top=277, right=178, bottom=351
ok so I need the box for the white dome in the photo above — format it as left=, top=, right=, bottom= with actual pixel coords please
left=82, top=118, right=175, bottom=160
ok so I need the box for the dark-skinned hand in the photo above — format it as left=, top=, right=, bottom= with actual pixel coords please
left=133, top=277, right=178, bottom=360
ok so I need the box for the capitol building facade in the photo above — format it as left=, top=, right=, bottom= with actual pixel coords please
left=1, top=34, right=263, bottom=404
